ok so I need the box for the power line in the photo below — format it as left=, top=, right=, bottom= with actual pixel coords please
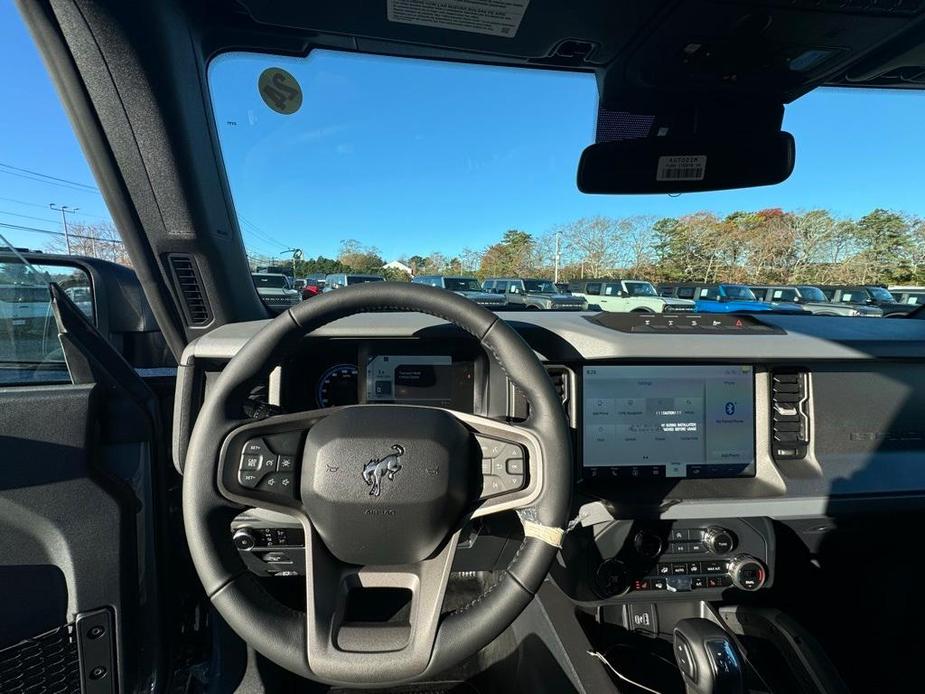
left=0, top=220, right=123, bottom=244
left=0, top=161, right=99, bottom=192
left=239, top=214, right=289, bottom=250
left=0, top=168, right=102, bottom=195
left=0, top=208, right=60, bottom=225
left=0, top=195, right=113, bottom=222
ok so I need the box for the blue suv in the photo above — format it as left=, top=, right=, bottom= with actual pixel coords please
left=658, top=283, right=806, bottom=314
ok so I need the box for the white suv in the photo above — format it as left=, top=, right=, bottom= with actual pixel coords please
left=569, top=279, right=696, bottom=313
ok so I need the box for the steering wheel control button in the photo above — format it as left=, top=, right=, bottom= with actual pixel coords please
left=476, top=435, right=527, bottom=500
left=277, top=455, right=295, bottom=472
left=260, top=473, right=295, bottom=495
left=241, top=455, right=260, bottom=470
left=239, top=470, right=260, bottom=488
left=243, top=439, right=269, bottom=456
left=259, top=455, right=278, bottom=474
left=232, top=528, right=257, bottom=550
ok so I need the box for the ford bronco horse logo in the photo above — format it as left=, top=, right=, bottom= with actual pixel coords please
left=362, top=444, right=404, bottom=497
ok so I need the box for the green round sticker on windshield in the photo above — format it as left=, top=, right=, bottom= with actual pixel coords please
left=258, top=67, right=303, bottom=115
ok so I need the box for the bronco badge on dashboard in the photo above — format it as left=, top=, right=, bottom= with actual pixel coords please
left=362, top=444, right=404, bottom=497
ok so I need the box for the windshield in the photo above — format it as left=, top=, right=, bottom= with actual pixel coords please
left=797, top=286, right=828, bottom=302
left=523, top=280, right=558, bottom=293
left=347, top=276, right=384, bottom=285
left=869, top=287, right=895, bottom=302
left=253, top=275, right=290, bottom=289
left=722, top=285, right=757, bottom=301
left=444, top=278, right=481, bottom=292
left=207, top=50, right=925, bottom=316
left=624, top=281, right=657, bottom=297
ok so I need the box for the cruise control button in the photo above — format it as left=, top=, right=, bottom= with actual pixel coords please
left=239, top=470, right=260, bottom=488
left=241, top=455, right=260, bottom=471
left=259, top=455, right=279, bottom=474
left=243, top=439, right=269, bottom=456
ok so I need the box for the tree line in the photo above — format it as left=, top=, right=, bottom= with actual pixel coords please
left=57, top=208, right=925, bottom=288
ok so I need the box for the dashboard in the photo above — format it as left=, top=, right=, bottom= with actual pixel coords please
left=174, top=310, right=925, bottom=602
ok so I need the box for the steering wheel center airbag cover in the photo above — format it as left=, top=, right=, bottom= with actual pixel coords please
left=301, top=405, right=476, bottom=565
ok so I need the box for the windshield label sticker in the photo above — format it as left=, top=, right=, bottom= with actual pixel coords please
left=386, top=0, right=529, bottom=38
left=258, top=68, right=303, bottom=115
left=656, top=155, right=707, bottom=182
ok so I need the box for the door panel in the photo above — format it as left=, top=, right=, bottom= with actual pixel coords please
left=0, top=383, right=161, bottom=692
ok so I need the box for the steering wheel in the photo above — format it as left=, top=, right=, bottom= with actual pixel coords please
left=182, top=282, right=572, bottom=686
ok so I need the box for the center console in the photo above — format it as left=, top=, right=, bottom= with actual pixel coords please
left=590, top=519, right=774, bottom=603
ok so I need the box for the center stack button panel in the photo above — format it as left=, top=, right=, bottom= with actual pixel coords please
left=592, top=518, right=774, bottom=600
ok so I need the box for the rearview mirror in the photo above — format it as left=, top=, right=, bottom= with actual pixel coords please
left=577, top=132, right=795, bottom=194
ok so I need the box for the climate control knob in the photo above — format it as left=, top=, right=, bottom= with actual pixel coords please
left=232, top=527, right=257, bottom=551
left=728, top=555, right=767, bottom=591
left=703, top=526, right=736, bottom=554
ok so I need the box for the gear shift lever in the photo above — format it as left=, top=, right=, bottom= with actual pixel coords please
left=673, top=618, right=745, bottom=694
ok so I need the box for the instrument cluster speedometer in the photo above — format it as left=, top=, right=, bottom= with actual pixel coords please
left=315, top=363, right=359, bottom=408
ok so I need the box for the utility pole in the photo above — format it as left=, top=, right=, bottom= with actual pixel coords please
left=281, top=248, right=303, bottom=279
left=50, top=204, right=79, bottom=255
left=554, top=232, right=561, bottom=284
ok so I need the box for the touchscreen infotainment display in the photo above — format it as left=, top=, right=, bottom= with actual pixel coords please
left=582, top=365, right=755, bottom=479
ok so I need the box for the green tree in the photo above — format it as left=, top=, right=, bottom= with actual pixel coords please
left=338, top=239, right=385, bottom=273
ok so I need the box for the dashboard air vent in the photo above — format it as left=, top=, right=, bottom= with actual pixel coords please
left=771, top=370, right=810, bottom=461
left=508, top=365, right=571, bottom=421
left=167, top=254, right=212, bottom=327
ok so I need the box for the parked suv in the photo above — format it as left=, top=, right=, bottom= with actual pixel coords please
left=658, top=283, right=805, bottom=313
left=251, top=272, right=300, bottom=314
left=819, top=285, right=918, bottom=317
left=569, top=278, right=695, bottom=313
left=323, top=273, right=385, bottom=290
left=482, top=278, right=587, bottom=310
left=751, top=285, right=882, bottom=316
left=412, top=275, right=507, bottom=309
left=890, top=286, right=925, bottom=308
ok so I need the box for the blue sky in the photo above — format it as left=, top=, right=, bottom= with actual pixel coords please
left=4, top=1, right=925, bottom=261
